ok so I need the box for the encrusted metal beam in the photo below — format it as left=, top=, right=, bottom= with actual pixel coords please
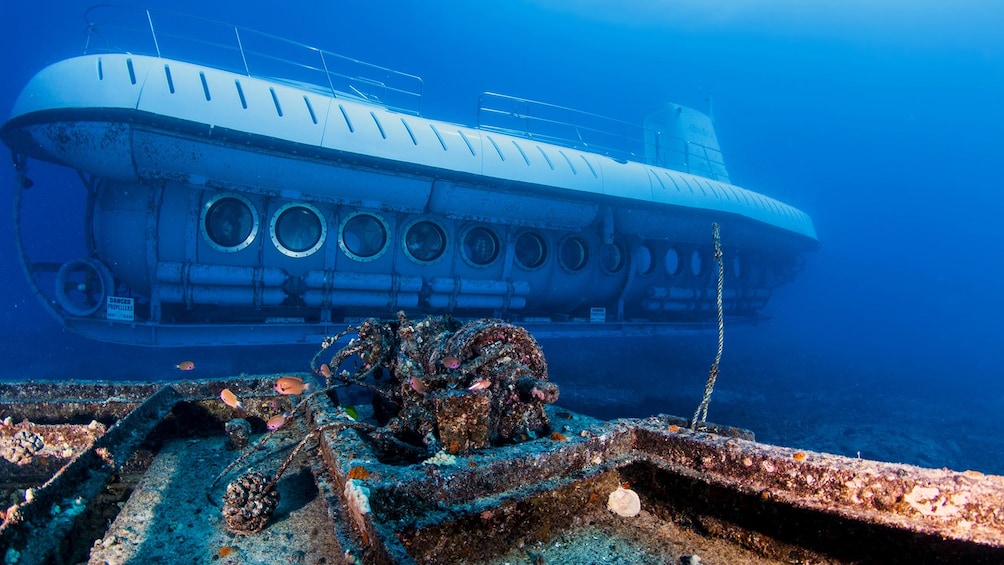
left=1, top=384, right=181, bottom=565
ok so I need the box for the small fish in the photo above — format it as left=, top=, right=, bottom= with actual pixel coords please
left=343, top=405, right=358, bottom=421
left=442, top=356, right=461, bottom=370
left=274, top=376, right=311, bottom=395
left=176, top=361, right=195, bottom=371
left=266, top=414, right=287, bottom=430
left=318, top=363, right=332, bottom=378
left=467, top=379, right=491, bottom=391
left=410, top=376, right=427, bottom=394
left=219, top=388, right=243, bottom=410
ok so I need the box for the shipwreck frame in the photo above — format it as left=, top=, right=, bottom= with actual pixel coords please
left=2, top=376, right=1003, bottom=564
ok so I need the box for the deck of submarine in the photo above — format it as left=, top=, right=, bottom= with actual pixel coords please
left=2, top=377, right=1004, bottom=564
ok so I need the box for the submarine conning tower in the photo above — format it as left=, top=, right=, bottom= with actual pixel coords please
left=644, top=103, right=731, bottom=184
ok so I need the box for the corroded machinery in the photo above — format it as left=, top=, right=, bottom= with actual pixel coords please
left=315, top=313, right=559, bottom=455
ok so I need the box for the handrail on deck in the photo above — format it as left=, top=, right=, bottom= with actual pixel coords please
left=79, top=5, right=728, bottom=181
left=477, top=92, right=645, bottom=162
left=477, top=92, right=729, bottom=181
left=82, top=4, right=424, bottom=115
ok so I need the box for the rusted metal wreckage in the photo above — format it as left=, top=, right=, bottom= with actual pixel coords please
left=2, top=317, right=1003, bottom=564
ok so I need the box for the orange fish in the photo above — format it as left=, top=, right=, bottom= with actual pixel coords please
left=318, top=364, right=332, bottom=378
left=266, top=414, right=287, bottom=430
left=176, top=361, right=195, bottom=371
left=220, top=388, right=243, bottom=410
left=442, top=356, right=461, bottom=370
left=467, top=379, right=491, bottom=391
left=409, top=376, right=427, bottom=394
left=274, top=376, right=311, bottom=395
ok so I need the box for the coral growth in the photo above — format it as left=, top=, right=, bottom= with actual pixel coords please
left=2, top=429, right=45, bottom=465
left=224, top=418, right=251, bottom=450
left=343, top=479, right=372, bottom=544
left=222, top=471, right=280, bottom=534
left=212, top=313, right=561, bottom=537
left=607, top=486, right=641, bottom=517
left=313, top=312, right=560, bottom=456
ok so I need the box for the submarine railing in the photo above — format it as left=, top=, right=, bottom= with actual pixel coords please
left=477, top=91, right=729, bottom=181
left=82, top=4, right=425, bottom=115
left=80, top=6, right=730, bottom=180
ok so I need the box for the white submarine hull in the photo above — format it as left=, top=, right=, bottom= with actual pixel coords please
left=1, top=8, right=817, bottom=346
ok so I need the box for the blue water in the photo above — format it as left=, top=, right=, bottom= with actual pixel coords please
left=2, top=1, right=1002, bottom=474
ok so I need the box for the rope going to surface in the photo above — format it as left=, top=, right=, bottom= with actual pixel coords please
left=691, top=222, right=724, bottom=429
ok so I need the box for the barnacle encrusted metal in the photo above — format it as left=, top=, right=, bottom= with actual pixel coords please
left=222, top=470, right=280, bottom=534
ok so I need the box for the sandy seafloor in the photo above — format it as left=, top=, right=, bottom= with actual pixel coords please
left=555, top=334, right=1002, bottom=474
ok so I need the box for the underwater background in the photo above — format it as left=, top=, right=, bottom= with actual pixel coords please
left=1, top=1, right=1002, bottom=474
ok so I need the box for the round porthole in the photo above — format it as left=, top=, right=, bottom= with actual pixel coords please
left=559, top=236, right=589, bottom=272
left=403, top=219, right=447, bottom=264
left=202, top=193, right=258, bottom=252
left=598, top=241, right=625, bottom=273
left=270, top=202, right=326, bottom=258
left=339, top=212, right=389, bottom=261
left=635, top=244, right=654, bottom=276
left=691, top=249, right=705, bottom=277
left=462, top=226, right=500, bottom=266
left=665, top=247, right=681, bottom=276
left=515, top=232, right=547, bottom=270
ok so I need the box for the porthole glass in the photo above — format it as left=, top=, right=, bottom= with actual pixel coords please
left=635, top=244, right=654, bottom=275
left=403, top=219, right=447, bottom=263
left=665, top=247, right=681, bottom=276
left=271, top=203, right=326, bottom=258
left=515, top=232, right=547, bottom=270
left=691, top=249, right=705, bottom=276
left=598, top=241, right=625, bottom=273
left=340, top=212, right=389, bottom=261
left=202, top=194, right=258, bottom=252
left=462, top=226, right=500, bottom=266
left=559, top=236, right=589, bottom=272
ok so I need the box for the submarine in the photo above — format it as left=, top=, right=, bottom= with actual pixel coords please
left=1, top=6, right=818, bottom=347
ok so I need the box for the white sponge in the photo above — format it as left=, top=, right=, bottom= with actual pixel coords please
left=607, top=486, right=641, bottom=517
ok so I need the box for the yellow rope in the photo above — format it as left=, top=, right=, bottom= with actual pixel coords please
left=691, top=223, right=724, bottom=429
